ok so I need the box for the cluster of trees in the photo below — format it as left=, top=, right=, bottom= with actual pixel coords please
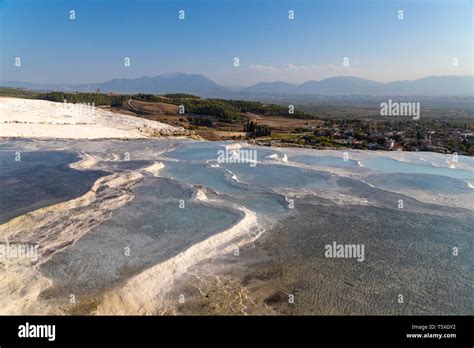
left=300, top=134, right=344, bottom=148
left=132, top=93, right=201, bottom=102
left=222, top=100, right=314, bottom=119
left=37, top=92, right=128, bottom=107
left=187, top=117, right=213, bottom=127
left=130, top=95, right=243, bottom=123
left=243, top=121, right=271, bottom=137
left=159, top=96, right=313, bottom=121
left=131, top=93, right=165, bottom=102
left=457, top=139, right=473, bottom=156
left=0, top=87, right=40, bottom=99
left=179, top=99, right=243, bottom=123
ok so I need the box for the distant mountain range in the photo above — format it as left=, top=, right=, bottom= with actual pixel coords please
left=244, top=76, right=474, bottom=96
left=1, top=73, right=473, bottom=97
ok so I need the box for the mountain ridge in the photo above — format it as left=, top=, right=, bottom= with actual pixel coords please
left=1, top=73, right=473, bottom=97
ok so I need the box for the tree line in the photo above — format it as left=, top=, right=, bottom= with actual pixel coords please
left=243, top=121, right=271, bottom=137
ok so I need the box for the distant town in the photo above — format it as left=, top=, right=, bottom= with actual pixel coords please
left=255, top=116, right=474, bottom=156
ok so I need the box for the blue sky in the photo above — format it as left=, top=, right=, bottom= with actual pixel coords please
left=0, top=0, right=472, bottom=85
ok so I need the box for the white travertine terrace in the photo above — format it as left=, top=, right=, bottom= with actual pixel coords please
left=0, top=97, right=188, bottom=139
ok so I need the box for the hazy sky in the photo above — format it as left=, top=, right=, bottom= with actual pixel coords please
left=1, top=0, right=472, bottom=85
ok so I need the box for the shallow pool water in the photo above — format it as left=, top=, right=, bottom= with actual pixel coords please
left=2, top=139, right=472, bottom=315
left=39, top=178, right=243, bottom=296
left=361, top=157, right=474, bottom=180
left=290, top=155, right=360, bottom=168
left=366, top=173, right=473, bottom=194
left=0, top=151, right=107, bottom=223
